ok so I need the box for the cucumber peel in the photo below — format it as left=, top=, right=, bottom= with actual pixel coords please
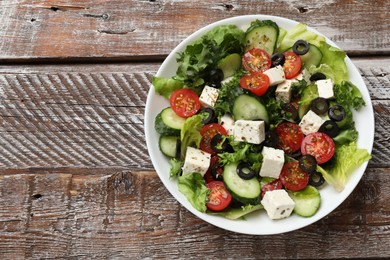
left=288, top=186, right=321, bottom=217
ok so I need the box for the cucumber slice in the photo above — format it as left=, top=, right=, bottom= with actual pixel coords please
left=223, top=163, right=261, bottom=205
left=159, top=135, right=180, bottom=158
left=288, top=185, right=321, bottom=217
left=155, top=107, right=186, bottom=135
left=217, top=53, right=242, bottom=78
left=233, top=94, right=269, bottom=124
left=244, top=20, right=279, bottom=55
left=300, top=44, right=323, bottom=69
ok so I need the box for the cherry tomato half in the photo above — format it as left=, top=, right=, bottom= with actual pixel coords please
left=275, top=122, right=304, bottom=154
left=261, top=179, right=283, bottom=198
left=301, top=132, right=336, bottom=164
left=199, top=123, right=228, bottom=154
left=283, top=51, right=302, bottom=79
left=169, top=88, right=201, bottom=118
left=240, top=72, right=270, bottom=96
left=280, top=161, right=309, bottom=191
left=204, top=155, right=223, bottom=183
left=242, top=48, right=272, bottom=73
left=206, top=181, right=232, bottom=211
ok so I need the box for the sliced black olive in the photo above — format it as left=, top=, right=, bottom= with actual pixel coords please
left=299, top=154, right=317, bottom=173
left=211, top=162, right=223, bottom=181
left=210, top=134, right=234, bottom=153
left=292, top=40, right=310, bottom=55
left=328, top=105, right=346, bottom=122
left=309, top=171, right=325, bottom=187
left=206, top=68, right=224, bottom=88
left=288, top=149, right=302, bottom=159
left=199, top=107, right=217, bottom=124
left=175, top=139, right=181, bottom=159
left=309, top=72, right=326, bottom=82
left=319, top=120, right=340, bottom=138
left=271, top=53, right=285, bottom=67
left=236, top=162, right=256, bottom=180
left=310, top=97, right=329, bottom=115
left=281, top=103, right=298, bottom=121
left=264, top=131, right=279, bottom=148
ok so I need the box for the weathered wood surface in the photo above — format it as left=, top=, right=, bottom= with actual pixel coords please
left=0, top=0, right=389, bottom=62
left=0, top=0, right=389, bottom=258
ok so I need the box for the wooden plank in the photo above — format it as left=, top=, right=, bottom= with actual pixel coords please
left=0, top=168, right=389, bottom=259
left=0, top=0, right=389, bottom=61
left=0, top=59, right=389, bottom=170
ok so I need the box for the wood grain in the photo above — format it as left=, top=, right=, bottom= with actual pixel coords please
left=0, top=0, right=389, bottom=62
left=0, top=167, right=389, bottom=259
left=0, top=60, right=388, bottom=170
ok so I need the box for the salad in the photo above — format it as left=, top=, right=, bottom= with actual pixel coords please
left=151, top=19, right=371, bottom=221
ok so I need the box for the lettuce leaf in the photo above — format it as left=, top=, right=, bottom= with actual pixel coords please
left=178, top=173, right=209, bottom=213
left=334, top=81, right=366, bottom=110
left=317, top=142, right=371, bottom=192
left=208, top=204, right=263, bottom=220
left=152, top=76, right=183, bottom=99
left=180, top=114, right=204, bottom=159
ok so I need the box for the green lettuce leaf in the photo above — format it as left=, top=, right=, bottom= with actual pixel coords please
left=208, top=204, right=263, bottom=220
left=178, top=173, right=209, bottom=213
left=169, top=158, right=184, bottom=178
left=152, top=76, right=183, bottom=99
left=334, top=81, right=366, bottom=110
left=317, top=142, right=371, bottom=192
left=180, top=114, right=204, bottom=159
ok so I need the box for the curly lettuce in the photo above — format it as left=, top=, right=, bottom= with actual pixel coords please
left=178, top=173, right=209, bottom=212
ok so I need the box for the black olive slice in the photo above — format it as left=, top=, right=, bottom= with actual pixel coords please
left=211, top=162, right=223, bottom=181
left=319, top=120, right=340, bottom=138
left=281, top=103, right=298, bottom=121
left=206, top=68, right=224, bottom=88
left=310, top=97, right=329, bottom=115
left=199, top=107, right=217, bottom=124
left=210, top=134, right=234, bottom=153
left=309, top=171, right=325, bottom=187
left=271, top=53, right=285, bottom=67
left=236, top=162, right=256, bottom=180
left=292, top=40, right=310, bottom=55
left=264, top=131, right=279, bottom=148
left=309, top=72, right=326, bottom=82
left=328, top=105, right=346, bottom=122
left=288, top=149, right=302, bottom=159
left=299, top=154, right=317, bottom=173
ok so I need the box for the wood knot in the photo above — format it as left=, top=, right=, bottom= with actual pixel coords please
left=32, top=193, right=43, bottom=200
left=107, top=171, right=133, bottom=194
left=297, top=6, right=309, bottom=13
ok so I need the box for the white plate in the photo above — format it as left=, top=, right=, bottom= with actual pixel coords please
left=144, top=15, right=374, bottom=235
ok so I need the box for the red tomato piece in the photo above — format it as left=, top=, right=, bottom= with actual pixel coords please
left=280, top=161, right=309, bottom=191
left=199, top=123, right=228, bottom=154
left=240, top=72, right=270, bottom=96
left=242, top=48, right=272, bottom=73
left=206, top=181, right=232, bottom=211
left=261, top=179, right=283, bottom=198
left=301, top=132, right=336, bottom=164
left=275, top=122, right=304, bottom=154
left=283, top=51, right=302, bottom=79
left=169, top=88, right=201, bottom=118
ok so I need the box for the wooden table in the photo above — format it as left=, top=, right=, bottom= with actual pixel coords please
left=0, top=1, right=389, bottom=259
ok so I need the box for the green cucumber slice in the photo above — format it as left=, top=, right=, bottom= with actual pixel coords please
left=288, top=185, right=321, bottom=217
left=223, top=163, right=261, bottom=205
left=244, top=20, right=279, bottom=55
left=233, top=94, right=269, bottom=124
left=217, top=53, right=242, bottom=78
left=159, top=135, right=180, bottom=158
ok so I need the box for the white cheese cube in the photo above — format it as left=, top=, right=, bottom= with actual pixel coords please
left=219, top=114, right=235, bottom=136
left=263, top=65, right=285, bottom=86
left=299, top=110, right=326, bottom=135
left=275, top=80, right=293, bottom=103
left=295, top=68, right=311, bottom=83
left=199, top=86, right=220, bottom=107
left=261, top=189, right=296, bottom=220
left=233, top=120, right=265, bottom=144
left=259, top=147, right=285, bottom=179
left=182, top=147, right=211, bottom=176
left=316, top=79, right=334, bottom=99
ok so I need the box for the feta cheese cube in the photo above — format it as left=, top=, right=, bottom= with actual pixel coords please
left=199, top=86, right=220, bottom=107
left=263, top=65, right=285, bottom=86
left=261, top=189, right=296, bottom=220
left=295, top=68, right=311, bottom=83
left=233, top=120, right=265, bottom=144
left=299, top=110, right=326, bottom=135
left=259, top=147, right=285, bottom=179
left=275, top=80, right=293, bottom=103
left=219, top=114, right=235, bottom=136
left=316, top=79, right=334, bottom=99
left=182, top=147, right=211, bottom=176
